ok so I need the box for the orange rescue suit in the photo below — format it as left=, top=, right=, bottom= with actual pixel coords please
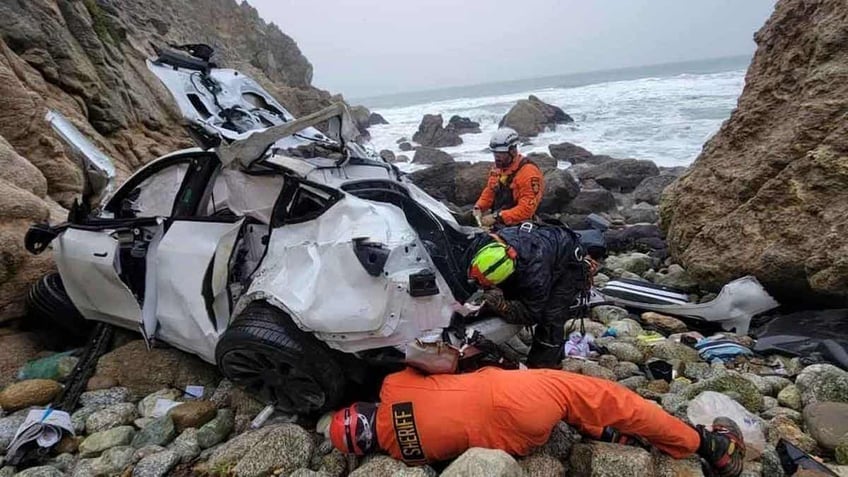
left=474, top=155, right=544, bottom=225
left=375, top=367, right=700, bottom=464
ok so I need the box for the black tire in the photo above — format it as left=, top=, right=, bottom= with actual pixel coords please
left=26, top=272, right=93, bottom=343
left=215, top=301, right=346, bottom=414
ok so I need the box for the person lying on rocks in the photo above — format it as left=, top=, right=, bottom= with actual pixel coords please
left=472, top=127, right=545, bottom=227
left=319, top=366, right=746, bottom=477
left=466, top=221, right=593, bottom=368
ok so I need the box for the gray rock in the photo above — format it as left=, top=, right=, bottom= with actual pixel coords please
left=86, top=402, right=138, bottom=433
left=131, top=416, right=176, bottom=448
left=623, top=203, right=659, bottom=225
left=613, top=362, right=641, bottom=380
left=652, top=450, right=704, bottom=477
left=230, top=424, right=314, bottom=477
left=209, top=380, right=234, bottom=409
left=412, top=147, right=454, bottom=166
left=563, top=319, right=607, bottom=338
left=538, top=168, right=581, bottom=214
left=742, top=373, right=773, bottom=397
left=0, top=468, right=13, bottom=477
left=651, top=341, right=702, bottom=365
left=762, top=376, right=793, bottom=395
left=598, top=355, right=618, bottom=370
left=289, top=470, right=330, bottom=477
left=579, top=159, right=660, bottom=192
left=633, top=174, right=678, bottom=205
left=79, top=426, right=136, bottom=458
left=349, top=455, right=407, bottom=477
left=654, top=264, right=699, bottom=293
left=591, top=306, right=629, bottom=326
left=669, top=379, right=690, bottom=394
left=603, top=253, right=655, bottom=276
left=132, top=449, right=179, bottom=477
left=760, top=407, right=802, bottom=424
left=606, top=342, right=645, bottom=364
left=138, top=389, right=182, bottom=418
left=441, top=448, right=524, bottom=477
left=45, top=453, right=76, bottom=473
left=518, top=453, right=564, bottom=477
left=618, top=376, right=648, bottom=391
left=564, top=187, right=616, bottom=214
left=740, top=461, right=763, bottom=477
left=316, top=448, right=346, bottom=477
left=71, top=406, right=103, bottom=434
left=86, top=445, right=135, bottom=476
left=766, top=416, right=817, bottom=453
left=549, top=142, right=594, bottom=163
left=399, top=142, right=413, bottom=152
left=412, top=114, right=462, bottom=148
left=682, top=362, right=711, bottom=381
left=683, top=372, right=764, bottom=412
left=795, top=364, right=848, bottom=406
left=79, top=388, right=130, bottom=408
left=135, top=417, right=154, bottom=429
left=0, top=414, right=26, bottom=449
left=606, top=319, right=643, bottom=339
left=379, top=149, right=395, bottom=163
left=133, top=445, right=166, bottom=462
left=763, top=396, right=779, bottom=410
left=803, top=401, right=848, bottom=450
left=197, top=408, right=234, bottom=449
left=538, top=422, right=582, bottom=465
left=777, top=385, right=803, bottom=410
left=581, top=362, right=617, bottom=381
left=661, top=394, right=689, bottom=415
left=12, top=466, right=63, bottom=477
left=760, top=446, right=786, bottom=477
left=570, top=441, right=654, bottom=477
left=169, top=428, right=201, bottom=463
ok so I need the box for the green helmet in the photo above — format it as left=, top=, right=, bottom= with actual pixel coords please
left=469, top=242, right=516, bottom=287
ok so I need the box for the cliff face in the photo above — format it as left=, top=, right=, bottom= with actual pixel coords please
left=660, top=0, right=848, bottom=305
left=0, top=0, right=333, bottom=320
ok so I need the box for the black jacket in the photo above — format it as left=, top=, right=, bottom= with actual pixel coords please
left=467, top=223, right=586, bottom=323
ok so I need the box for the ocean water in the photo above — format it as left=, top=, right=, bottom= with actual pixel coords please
left=361, top=58, right=748, bottom=171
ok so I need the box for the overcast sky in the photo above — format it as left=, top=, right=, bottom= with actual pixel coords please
left=248, top=0, right=776, bottom=99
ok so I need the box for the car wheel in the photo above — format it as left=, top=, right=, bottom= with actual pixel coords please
left=26, top=272, right=93, bottom=343
left=215, top=301, right=346, bottom=414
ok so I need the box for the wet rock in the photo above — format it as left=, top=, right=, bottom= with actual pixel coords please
left=0, top=379, right=61, bottom=411
left=0, top=414, right=26, bottom=449
left=80, top=426, right=136, bottom=457
left=86, top=402, right=138, bottom=433
left=607, top=319, right=643, bottom=338
left=93, top=340, right=220, bottom=400
left=412, top=147, right=454, bottom=166
left=613, top=362, right=641, bottom=380
left=633, top=174, right=678, bottom=205
left=641, top=312, right=688, bottom=335
left=446, top=115, right=481, bottom=135
left=368, top=112, right=389, bottom=126
left=591, top=305, right=629, bottom=325
left=539, top=169, right=581, bottom=214
left=803, top=401, right=848, bottom=451
left=169, top=428, right=201, bottom=463
left=138, top=389, right=182, bottom=418
left=80, top=387, right=131, bottom=408
left=683, top=372, right=764, bottom=412
left=499, top=95, right=572, bottom=137
left=169, top=400, right=216, bottom=432
left=441, top=447, right=524, bottom=477
left=579, top=159, right=660, bottom=193
left=618, top=376, right=648, bottom=391
left=565, top=187, right=616, bottom=215
left=570, top=442, right=653, bottom=477
left=606, top=342, right=645, bottom=365
left=604, top=253, right=655, bottom=276
left=412, top=114, right=462, bottom=148
left=795, top=364, right=848, bottom=406
left=132, top=449, right=179, bottom=477
left=518, top=453, right=564, bottom=477
left=766, top=415, right=817, bottom=453
left=651, top=341, right=701, bottom=364
left=13, top=466, right=63, bottom=477
left=760, top=407, right=803, bottom=424
left=197, top=409, right=234, bottom=449
left=549, top=142, right=594, bottom=164
left=131, top=416, right=176, bottom=448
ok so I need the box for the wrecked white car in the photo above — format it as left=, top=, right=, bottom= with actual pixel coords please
left=25, top=45, right=521, bottom=413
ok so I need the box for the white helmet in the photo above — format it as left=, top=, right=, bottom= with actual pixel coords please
left=489, top=127, right=520, bottom=153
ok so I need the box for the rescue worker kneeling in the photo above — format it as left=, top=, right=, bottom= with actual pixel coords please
left=321, top=367, right=745, bottom=477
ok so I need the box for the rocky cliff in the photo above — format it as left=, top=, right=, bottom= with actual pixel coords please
left=0, top=0, right=333, bottom=321
left=660, top=0, right=848, bottom=305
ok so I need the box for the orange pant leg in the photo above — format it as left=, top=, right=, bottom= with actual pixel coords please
left=548, top=372, right=700, bottom=458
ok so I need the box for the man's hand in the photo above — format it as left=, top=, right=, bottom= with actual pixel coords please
left=480, top=214, right=498, bottom=227
left=482, top=290, right=533, bottom=325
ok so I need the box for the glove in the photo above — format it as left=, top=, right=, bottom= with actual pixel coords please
left=472, top=207, right=483, bottom=226
left=480, top=214, right=498, bottom=227
left=483, top=290, right=532, bottom=325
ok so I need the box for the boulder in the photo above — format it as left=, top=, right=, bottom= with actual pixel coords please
left=618, top=376, right=648, bottom=391
left=579, top=159, right=660, bottom=192
left=592, top=305, right=630, bottom=325
left=538, top=169, right=580, bottom=214
left=623, top=203, right=659, bottom=225
left=650, top=341, right=702, bottom=365
left=93, top=340, right=220, bottom=400
left=197, top=409, right=235, bottom=449
left=803, top=401, right=848, bottom=451
left=604, top=225, right=667, bottom=255
left=580, top=362, right=617, bottom=382
left=549, top=142, right=594, bottom=164
left=499, top=95, right=573, bottom=137
left=412, top=114, right=462, bottom=147
left=441, top=448, right=524, bottom=477
left=641, top=312, right=688, bottom=335
left=349, top=105, right=372, bottom=137
left=132, top=449, right=179, bottom=477
left=633, top=175, right=678, bottom=205
left=613, top=362, right=641, bottom=380
left=446, top=115, right=481, bottom=135
left=169, top=400, right=217, bottom=432
left=604, top=252, right=655, bottom=276
left=204, top=424, right=313, bottom=477
left=569, top=442, right=654, bottom=477
left=606, top=343, right=645, bottom=365
left=86, top=402, right=138, bottom=433
left=86, top=376, right=119, bottom=391
left=169, top=428, right=201, bottom=463
left=653, top=264, right=699, bottom=293
left=368, top=112, right=389, bottom=126
left=399, top=142, right=413, bottom=152
left=683, top=372, right=765, bottom=413
left=525, top=152, right=558, bottom=170
left=564, top=187, right=615, bottom=214
left=795, top=364, right=848, bottom=406
left=379, top=149, right=395, bottom=163
left=0, top=379, right=61, bottom=411
left=778, top=385, right=803, bottom=410
left=80, top=426, right=137, bottom=458
left=131, top=416, right=176, bottom=448
left=412, top=147, right=455, bottom=166
left=408, top=161, right=490, bottom=206
left=659, top=0, right=848, bottom=304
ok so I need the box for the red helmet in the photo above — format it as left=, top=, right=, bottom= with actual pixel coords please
left=329, top=402, right=378, bottom=455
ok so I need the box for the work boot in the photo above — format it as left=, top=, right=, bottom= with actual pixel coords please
left=696, top=417, right=745, bottom=477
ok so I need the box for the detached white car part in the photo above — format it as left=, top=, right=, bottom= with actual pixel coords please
left=26, top=45, right=516, bottom=414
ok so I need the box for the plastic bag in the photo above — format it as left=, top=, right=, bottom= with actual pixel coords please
left=687, top=391, right=765, bottom=461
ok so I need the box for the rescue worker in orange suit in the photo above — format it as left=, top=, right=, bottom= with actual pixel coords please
left=321, top=367, right=745, bottom=477
left=473, top=127, right=544, bottom=227
left=466, top=222, right=589, bottom=368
